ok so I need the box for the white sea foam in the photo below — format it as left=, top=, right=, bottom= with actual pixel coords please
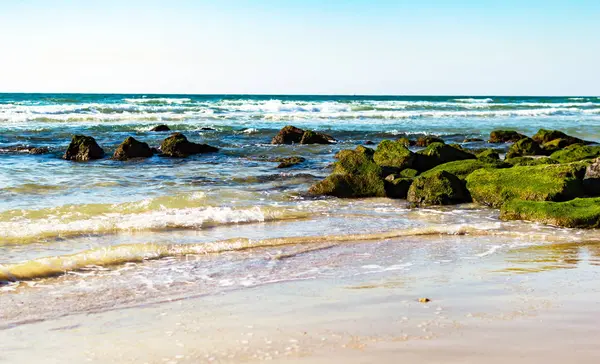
left=454, top=98, right=494, bottom=103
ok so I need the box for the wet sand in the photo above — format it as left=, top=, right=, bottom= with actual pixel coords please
left=2, top=237, right=599, bottom=363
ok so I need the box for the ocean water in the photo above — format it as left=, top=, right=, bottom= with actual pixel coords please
left=1, top=94, right=600, bottom=327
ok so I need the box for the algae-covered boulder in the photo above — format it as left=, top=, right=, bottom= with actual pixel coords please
left=465, top=163, right=587, bottom=208
left=476, top=149, right=500, bottom=161
left=384, top=174, right=413, bottom=199
left=275, top=156, right=305, bottom=168
left=373, top=140, right=415, bottom=171
left=420, top=159, right=508, bottom=180
left=113, top=137, right=153, bottom=161
left=500, top=198, right=600, bottom=228
left=505, top=138, right=542, bottom=159
left=407, top=171, right=470, bottom=206
left=399, top=168, right=419, bottom=178
left=532, top=129, right=586, bottom=146
left=416, top=136, right=444, bottom=147
left=488, top=130, right=527, bottom=143
left=583, top=158, right=600, bottom=196
left=415, top=142, right=476, bottom=171
left=309, top=146, right=385, bottom=198
left=541, top=138, right=575, bottom=154
left=300, top=130, right=335, bottom=144
left=505, top=156, right=559, bottom=166
left=160, top=133, right=219, bottom=158
left=63, top=135, right=105, bottom=161
left=550, top=144, right=600, bottom=163
left=150, top=124, right=171, bottom=132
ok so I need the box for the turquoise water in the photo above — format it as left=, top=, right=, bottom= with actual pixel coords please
left=1, top=94, right=600, bottom=325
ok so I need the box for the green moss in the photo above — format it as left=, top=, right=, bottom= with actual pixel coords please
left=399, top=168, right=419, bottom=178
left=373, top=140, right=415, bottom=170
left=384, top=175, right=413, bottom=199
left=541, top=138, right=573, bottom=154
left=488, top=130, right=527, bottom=143
left=415, top=142, right=476, bottom=171
left=421, top=159, right=508, bottom=180
left=550, top=144, right=600, bottom=163
left=407, top=171, right=470, bottom=206
left=532, top=129, right=585, bottom=145
left=476, top=148, right=500, bottom=161
left=505, top=157, right=559, bottom=166
left=500, top=198, right=600, bottom=228
left=309, top=146, right=385, bottom=198
left=465, top=163, right=587, bottom=208
left=505, top=137, right=542, bottom=159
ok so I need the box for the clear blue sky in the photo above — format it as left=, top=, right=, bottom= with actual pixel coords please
left=0, top=0, right=598, bottom=95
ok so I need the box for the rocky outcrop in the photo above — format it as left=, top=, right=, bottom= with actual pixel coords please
left=160, top=133, right=219, bottom=158
left=488, top=130, right=527, bottom=143
left=407, top=171, right=470, bottom=206
left=500, top=198, right=600, bottom=228
left=505, top=138, right=542, bottom=159
left=63, top=135, right=105, bottom=161
left=113, top=137, right=154, bottom=161
left=271, top=125, right=335, bottom=145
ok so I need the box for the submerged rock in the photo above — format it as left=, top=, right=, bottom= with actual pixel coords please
left=309, top=146, right=385, bottom=198
left=63, top=135, right=105, bottom=161
left=505, top=137, right=542, bottom=159
left=150, top=124, right=171, bottom=132
left=407, top=170, right=470, bottom=206
left=414, top=142, right=476, bottom=171
left=160, top=133, right=219, bottom=158
left=275, top=156, right=306, bottom=168
left=500, top=198, right=600, bottom=228
left=113, top=137, right=153, bottom=161
left=465, top=163, right=587, bottom=208
left=550, top=144, right=600, bottom=163
left=271, top=126, right=335, bottom=145
left=488, top=130, right=527, bottom=143
left=415, top=136, right=444, bottom=147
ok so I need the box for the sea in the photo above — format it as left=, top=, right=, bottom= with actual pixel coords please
left=1, top=94, right=600, bottom=331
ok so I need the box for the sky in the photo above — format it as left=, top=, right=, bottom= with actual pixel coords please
left=0, top=0, right=599, bottom=95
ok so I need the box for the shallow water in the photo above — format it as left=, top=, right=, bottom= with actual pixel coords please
left=1, top=94, right=600, bottom=355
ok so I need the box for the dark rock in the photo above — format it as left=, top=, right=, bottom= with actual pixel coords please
left=415, top=136, right=444, bottom=147
left=160, top=133, right=219, bottom=158
left=583, top=158, right=600, bottom=196
left=488, top=130, right=527, bottom=143
left=300, top=130, right=335, bottom=144
left=150, top=124, right=171, bottom=132
left=113, top=137, right=154, bottom=161
left=200, top=127, right=216, bottom=131
left=63, top=135, right=105, bottom=161
left=407, top=171, right=470, bottom=206
left=364, top=140, right=375, bottom=145
left=275, top=156, right=306, bottom=168
left=271, top=126, right=305, bottom=144
left=29, top=147, right=49, bottom=155
left=384, top=174, right=413, bottom=199
left=463, top=138, right=484, bottom=143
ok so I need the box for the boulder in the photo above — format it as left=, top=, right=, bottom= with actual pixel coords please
left=541, top=138, right=575, bottom=154
left=465, top=163, right=587, bottom=208
left=275, top=156, right=305, bottom=168
left=505, top=156, right=559, bottom=166
left=271, top=125, right=304, bottom=144
left=414, top=142, right=476, bottom=171
left=63, top=135, right=105, bottom=161
left=532, top=129, right=587, bottom=146
left=399, top=168, right=419, bottom=178
left=415, top=136, right=444, bottom=147
left=476, top=148, right=500, bottom=162
left=420, top=159, right=508, bottom=180
left=550, top=144, right=600, bottom=163
left=160, top=133, right=219, bottom=158
left=505, top=137, right=542, bottom=159
left=113, top=137, right=154, bottom=161
left=384, top=174, right=413, bottom=199
left=488, top=130, right=527, bottom=143
left=583, top=158, right=600, bottom=196
left=373, top=140, right=415, bottom=171
left=463, top=138, right=484, bottom=143
left=500, top=198, right=600, bottom=229
left=309, top=146, right=385, bottom=198
left=397, top=137, right=414, bottom=147
left=407, top=171, right=470, bottom=206
left=150, top=124, right=171, bottom=132
left=299, top=130, right=335, bottom=144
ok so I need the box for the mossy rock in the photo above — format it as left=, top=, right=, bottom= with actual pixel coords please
left=399, top=168, right=419, bottom=178
left=300, top=130, right=335, bottom=144
left=488, top=130, right=527, bottom=143
left=384, top=175, right=413, bottom=199
left=113, top=137, right=153, bottom=161
left=415, top=136, right=444, bottom=147
left=541, top=138, right=575, bottom=154
left=415, top=142, right=476, bottom=171
left=505, top=157, right=559, bottom=166
left=550, top=144, right=600, bottom=163
left=309, top=146, right=385, bottom=198
left=584, top=158, right=600, bottom=196
left=532, top=129, right=586, bottom=146
left=476, top=148, right=500, bottom=162
left=465, top=163, right=587, bottom=208
left=271, top=125, right=305, bottom=144
left=407, top=171, right=470, bottom=206
left=500, top=198, right=600, bottom=228
left=160, top=133, right=219, bottom=158
left=63, top=135, right=105, bottom=161
left=421, top=159, right=508, bottom=180
left=373, top=140, right=415, bottom=171
left=505, top=137, right=542, bottom=159
left=397, top=137, right=413, bottom=147
left=275, top=156, right=306, bottom=168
